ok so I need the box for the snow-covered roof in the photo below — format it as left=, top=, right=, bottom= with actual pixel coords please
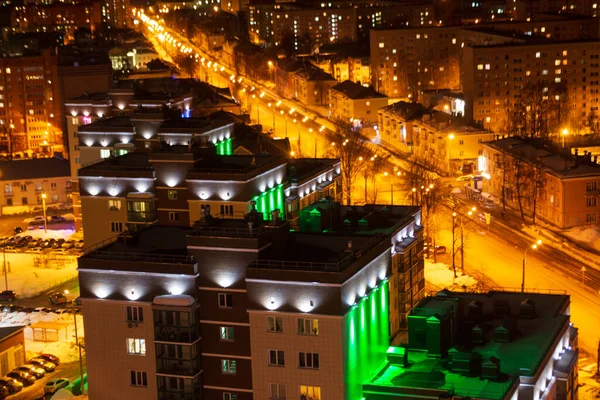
left=153, top=294, right=195, bottom=307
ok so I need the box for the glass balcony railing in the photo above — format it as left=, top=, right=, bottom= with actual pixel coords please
left=156, top=357, right=201, bottom=377
left=127, top=210, right=157, bottom=223
left=154, top=326, right=199, bottom=343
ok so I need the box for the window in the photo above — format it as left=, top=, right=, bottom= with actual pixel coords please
left=111, top=221, right=123, bottom=232
left=100, top=148, right=111, bottom=158
left=300, top=385, right=321, bottom=400
left=167, top=190, right=178, bottom=200
left=298, top=352, right=319, bottom=369
left=297, top=318, right=319, bottom=335
left=126, top=306, right=144, bottom=322
left=218, top=293, right=233, bottom=308
left=586, top=181, right=597, bottom=191
left=52, top=195, right=58, bottom=202
left=169, top=212, right=179, bottom=221
left=587, top=213, right=597, bottom=223
left=109, top=200, right=121, bottom=211
left=267, top=316, right=283, bottom=333
left=50, top=182, right=57, bottom=190
left=21, top=197, right=28, bottom=205
left=220, top=204, right=234, bottom=215
left=127, top=338, right=146, bottom=356
left=6, top=199, right=12, bottom=206
left=20, top=184, right=26, bottom=192
left=587, top=197, right=597, bottom=207
left=220, top=326, right=235, bottom=341
left=130, top=371, right=147, bottom=387
left=221, top=359, right=236, bottom=374
left=268, top=350, right=285, bottom=366
left=270, top=383, right=286, bottom=399
left=459, top=140, right=464, bottom=145
left=223, top=393, right=237, bottom=400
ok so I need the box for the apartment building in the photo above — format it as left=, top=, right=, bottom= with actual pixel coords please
left=102, top=0, right=130, bottom=28
left=482, top=137, right=600, bottom=228
left=0, top=157, right=71, bottom=215
left=379, top=102, right=493, bottom=174
left=78, top=201, right=424, bottom=400
left=462, top=39, right=600, bottom=132
left=365, top=290, right=579, bottom=400
left=370, top=15, right=599, bottom=99
left=0, top=327, right=26, bottom=377
left=328, top=80, right=388, bottom=125
left=275, top=61, right=337, bottom=107
left=0, top=49, right=61, bottom=154
left=10, top=2, right=102, bottom=34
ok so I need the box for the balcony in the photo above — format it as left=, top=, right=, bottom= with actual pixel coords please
left=4, top=191, right=13, bottom=197
left=156, top=357, right=201, bottom=377
left=35, top=187, right=43, bottom=193
left=127, top=210, right=157, bottom=223
left=65, top=186, right=73, bottom=194
left=154, top=326, right=199, bottom=343
left=158, top=388, right=200, bottom=400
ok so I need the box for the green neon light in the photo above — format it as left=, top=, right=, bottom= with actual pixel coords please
left=253, top=186, right=285, bottom=220
left=344, top=282, right=389, bottom=400
left=214, top=138, right=233, bottom=156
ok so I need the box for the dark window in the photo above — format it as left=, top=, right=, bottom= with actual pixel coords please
left=167, top=190, right=178, bottom=200
left=218, top=293, right=233, bottom=308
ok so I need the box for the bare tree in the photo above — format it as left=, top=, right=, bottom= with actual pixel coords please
left=530, top=159, right=546, bottom=225
left=325, top=120, right=367, bottom=205
left=512, top=153, right=528, bottom=223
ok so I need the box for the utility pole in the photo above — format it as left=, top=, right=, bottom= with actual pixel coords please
left=452, top=212, right=457, bottom=278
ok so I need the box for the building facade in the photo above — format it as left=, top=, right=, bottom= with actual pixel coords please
left=328, top=80, right=388, bottom=125
left=78, top=202, right=424, bottom=400
left=0, top=327, right=25, bottom=377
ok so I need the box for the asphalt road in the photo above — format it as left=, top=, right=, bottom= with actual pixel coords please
left=7, top=278, right=80, bottom=309
left=10, top=361, right=84, bottom=400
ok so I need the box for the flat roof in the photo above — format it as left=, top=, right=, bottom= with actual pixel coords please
left=0, top=326, right=25, bottom=342
left=0, top=157, right=69, bottom=181
left=368, top=290, right=570, bottom=399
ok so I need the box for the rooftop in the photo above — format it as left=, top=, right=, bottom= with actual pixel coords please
left=0, top=157, right=69, bottom=181
left=368, top=290, right=571, bottom=399
left=485, top=137, right=600, bottom=179
left=0, top=326, right=25, bottom=342
left=331, top=80, right=386, bottom=100
left=77, top=116, right=134, bottom=131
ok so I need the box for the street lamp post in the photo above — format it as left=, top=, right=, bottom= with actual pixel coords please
left=448, top=133, right=455, bottom=176
left=411, top=187, right=416, bottom=206
left=452, top=212, right=457, bottom=278
left=521, top=239, right=542, bottom=292
left=41, top=193, right=47, bottom=233
left=562, top=128, right=569, bottom=149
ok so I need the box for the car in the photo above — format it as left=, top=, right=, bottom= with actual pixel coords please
left=37, top=354, right=59, bottom=365
left=53, top=248, right=68, bottom=255
left=427, top=245, right=447, bottom=255
left=13, top=227, right=22, bottom=235
left=26, top=248, right=44, bottom=254
left=29, top=358, right=56, bottom=372
left=74, top=240, right=84, bottom=249
left=73, top=297, right=82, bottom=307
left=33, top=307, right=51, bottom=313
left=44, top=378, right=70, bottom=394
left=6, top=371, right=35, bottom=386
left=3, top=247, right=16, bottom=253
left=0, top=384, right=8, bottom=398
left=53, top=309, right=69, bottom=315
left=456, top=174, right=475, bottom=181
left=16, top=364, right=45, bottom=379
left=61, top=240, right=75, bottom=249
left=52, top=239, right=66, bottom=249
left=2, top=304, right=21, bottom=313
left=0, top=377, right=23, bottom=393
left=49, top=293, right=67, bottom=305
left=21, top=307, right=34, bottom=313
left=0, top=291, right=15, bottom=302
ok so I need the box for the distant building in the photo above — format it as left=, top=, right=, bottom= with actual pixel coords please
left=328, top=80, right=388, bottom=125
left=10, top=2, right=101, bottom=34
left=0, top=326, right=26, bottom=376
left=102, top=0, right=130, bottom=28
left=0, top=157, right=71, bottom=215
left=482, top=137, right=600, bottom=228
left=365, top=289, right=578, bottom=400
left=78, top=202, right=424, bottom=400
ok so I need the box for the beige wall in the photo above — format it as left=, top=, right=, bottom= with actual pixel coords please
left=81, top=196, right=127, bottom=246
left=83, top=299, right=157, bottom=400
left=188, top=200, right=249, bottom=224
left=249, top=311, right=344, bottom=399
left=1, top=176, right=72, bottom=210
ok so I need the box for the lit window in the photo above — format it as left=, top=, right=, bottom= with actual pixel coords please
left=267, top=316, right=283, bottom=333
left=167, top=190, right=178, bottom=200
left=378, top=42, right=384, bottom=48
left=297, top=318, right=319, bottom=335
left=220, top=326, right=235, bottom=341
left=109, top=200, right=121, bottom=211
left=127, top=338, right=146, bottom=356
left=4, top=68, right=10, bottom=74
left=536, top=52, right=541, bottom=58
left=221, top=359, right=236, bottom=374
left=452, top=38, right=457, bottom=44
left=100, top=149, right=111, bottom=158
left=300, top=386, right=321, bottom=400
left=477, top=64, right=484, bottom=70
left=542, top=70, right=548, bottom=75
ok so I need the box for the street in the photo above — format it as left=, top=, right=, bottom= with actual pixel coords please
left=11, top=361, right=84, bottom=400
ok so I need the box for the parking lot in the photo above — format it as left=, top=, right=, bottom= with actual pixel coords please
left=0, top=237, right=83, bottom=257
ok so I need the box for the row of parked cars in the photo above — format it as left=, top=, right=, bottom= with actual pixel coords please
left=0, top=354, right=67, bottom=398
left=0, top=236, right=84, bottom=255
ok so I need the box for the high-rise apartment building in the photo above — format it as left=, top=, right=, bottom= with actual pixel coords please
left=78, top=201, right=424, bottom=400
left=0, top=49, right=61, bottom=154
left=102, top=0, right=130, bottom=29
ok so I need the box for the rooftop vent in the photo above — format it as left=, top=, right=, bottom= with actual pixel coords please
left=494, top=315, right=517, bottom=343
left=482, top=357, right=501, bottom=381
left=471, top=324, right=485, bottom=344
left=519, top=299, right=536, bottom=319
left=493, top=299, right=510, bottom=317
left=450, top=351, right=482, bottom=375
left=467, top=301, right=483, bottom=319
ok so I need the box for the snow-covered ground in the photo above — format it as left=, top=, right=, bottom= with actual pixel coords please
left=425, top=260, right=478, bottom=291
left=0, top=310, right=84, bottom=364
left=16, top=229, right=75, bottom=241
left=561, top=225, right=600, bottom=253
left=0, top=253, right=78, bottom=297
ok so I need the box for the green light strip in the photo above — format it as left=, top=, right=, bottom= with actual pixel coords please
left=214, top=138, right=233, bottom=156
left=252, top=185, right=285, bottom=220
left=345, top=281, right=389, bottom=400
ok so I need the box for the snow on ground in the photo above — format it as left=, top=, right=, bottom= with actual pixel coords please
left=0, top=253, right=78, bottom=297
left=0, top=310, right=85, bottom=364
left=425, top=260, right=478, bottom=290
left=16, top=229, right=76, bottom=241
left=561, top=225, right=600, bottom=253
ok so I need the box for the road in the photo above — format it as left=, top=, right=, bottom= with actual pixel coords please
left=7, top=278, right=80, bottom=309
left=11, top=361, right=84, bottom=400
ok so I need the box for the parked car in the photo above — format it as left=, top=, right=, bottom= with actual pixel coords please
left=26, top=248, right=44, bottom=254
left=49, top=293, right=67, bottom=305
left=13, top=227, right=22, bottom=235
left=29, top=358, right=56, bottom=372
left=53, top=309, right=69, bottom=315
left=53, top=248, right=68, bottom=255
left=44, top=378, right=70, bottom=394
left=62, top=240, right=75, bottom=249
left=0, top=377, right=23, bottom=393
left=52, top=239, right=66, bottom=249
left=73, top=297, right=82, bottom=307
left=33, top=307, right=51, bottom=313
left=1, top=304, right=21, bottom=313
left=0, top=291, right=15, bottom=302
left=16, top=364, right=45, bottom=379
left=0, top=383, right=8, bottom=398
left=74, top=240, right=84, bottom=249
left=37, top=354, right=59, bottom=365
left=6, top=371, right=35, bottom=386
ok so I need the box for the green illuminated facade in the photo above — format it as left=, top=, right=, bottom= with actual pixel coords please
left=253, top=184, right=285, bottom=220
left=215, top=138, right=233, bottom=155
left=344, top=280, right=390, bottom=400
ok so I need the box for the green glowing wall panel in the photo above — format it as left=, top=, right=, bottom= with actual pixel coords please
left=215, top=138, right=233, bottom=156
left=344, top=282, right=389, bottom=400
left=253, top=185, right=285, bottom=220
